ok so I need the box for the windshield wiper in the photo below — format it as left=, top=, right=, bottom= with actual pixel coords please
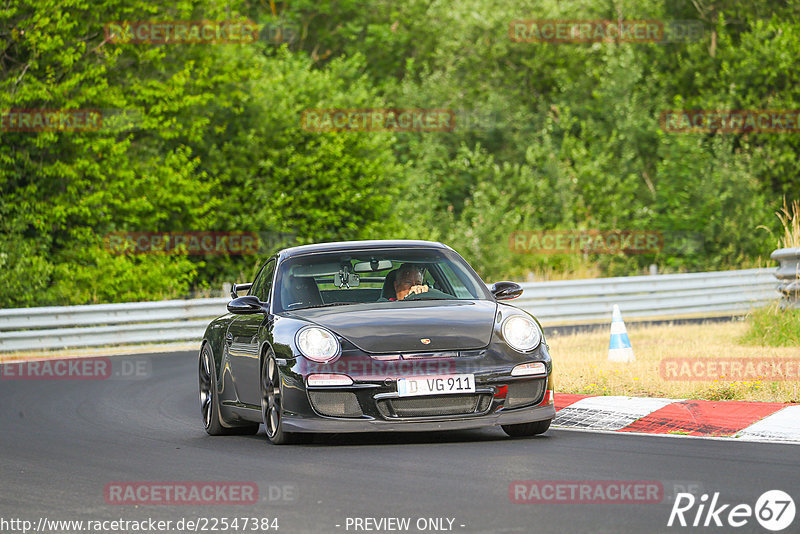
left=402, top=296, right=456, bottom=301
left=296, top=302, right=359, bottom=310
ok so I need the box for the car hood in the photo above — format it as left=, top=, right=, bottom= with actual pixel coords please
left=287, top=300, right=497, bottom=353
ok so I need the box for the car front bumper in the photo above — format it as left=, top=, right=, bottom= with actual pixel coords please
left=281, top=402, right=556, bottom=433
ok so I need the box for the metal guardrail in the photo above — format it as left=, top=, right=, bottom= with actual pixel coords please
left=0, top=299, right=228, bottom=352
left=513, top=268, right=778, bottom=324
left=0, top=269, right=779, bottom=352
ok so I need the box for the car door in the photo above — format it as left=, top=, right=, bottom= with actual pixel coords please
left=226, top=258, right=276, bottom=407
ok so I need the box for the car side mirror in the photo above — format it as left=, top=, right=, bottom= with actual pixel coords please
left=490, top=281, right=523, bottom=301
left=227, top=295, right=267, bottom=314
left=230, top=282, right=252, bottom=299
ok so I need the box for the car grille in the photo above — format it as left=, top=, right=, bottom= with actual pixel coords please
left=505, top=379, right=546, bottom=408
left=377, top=394, right=491, bottom=418
left=308, top=391, right=363, bottom=418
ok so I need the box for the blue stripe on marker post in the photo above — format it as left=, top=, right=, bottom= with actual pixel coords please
left=609, top=333, right=631, bottom=350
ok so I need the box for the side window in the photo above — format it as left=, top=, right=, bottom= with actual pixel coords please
left=252, top=259, right=276, bottom=302
left=249, top=264, right=265, bottom=298
left=422, top=267, right=436, bottom=288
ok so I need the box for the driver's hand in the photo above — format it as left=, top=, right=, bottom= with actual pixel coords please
left=407, top=284, right=429, bottom=296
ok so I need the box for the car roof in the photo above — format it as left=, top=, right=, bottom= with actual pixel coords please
left=277, top=239, right=451, bottom=260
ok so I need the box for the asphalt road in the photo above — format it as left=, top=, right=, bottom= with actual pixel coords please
left=1, top=351, right=797, bottom=534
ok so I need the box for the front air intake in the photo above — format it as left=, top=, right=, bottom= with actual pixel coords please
left=377, top=394, right=489, bottom=418
left=505, top=379, right=546, bottom=408
left=308, top=391, right=363, bottom=418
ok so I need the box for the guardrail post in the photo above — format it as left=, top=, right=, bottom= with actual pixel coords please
left=771, top=247, right=800, bottom=309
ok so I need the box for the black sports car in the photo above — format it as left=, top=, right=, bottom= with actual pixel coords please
left=199, top=240, right=555, bottom=444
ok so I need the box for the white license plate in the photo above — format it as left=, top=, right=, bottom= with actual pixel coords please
left=396, top=374, right=475, bottom=397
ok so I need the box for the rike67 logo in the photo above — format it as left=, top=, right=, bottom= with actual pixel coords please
left=668, top=490, right=795, bottom=531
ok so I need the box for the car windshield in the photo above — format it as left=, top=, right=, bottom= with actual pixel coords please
left=273, top=248, right=490, bottom=312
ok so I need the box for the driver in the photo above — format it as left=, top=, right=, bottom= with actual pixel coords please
left=391, top=264, right=429, bottom=301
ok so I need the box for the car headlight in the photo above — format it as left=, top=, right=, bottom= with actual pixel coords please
left=501, top=315, right=542, bottom=352
left=296, top=326, right=341, bottom=363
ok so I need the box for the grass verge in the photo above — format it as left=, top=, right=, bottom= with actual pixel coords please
left=740, top=304, right=800, bottom=347
left=549, top=320, right=800, bottom=403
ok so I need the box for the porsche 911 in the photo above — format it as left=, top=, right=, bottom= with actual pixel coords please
left=199, top=240, right=555, bottom=444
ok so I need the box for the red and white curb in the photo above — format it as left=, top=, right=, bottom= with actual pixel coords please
left=554, top=394, right=800, bottom=443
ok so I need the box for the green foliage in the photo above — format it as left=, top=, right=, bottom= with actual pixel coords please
left=2, top=0, right=799, bottom=306
left=1, top=0, right=402, bottom=305
left=0, top=0, right=228, bottom=304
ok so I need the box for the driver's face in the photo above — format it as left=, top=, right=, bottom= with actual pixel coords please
left=395, top=271, right=424, bottom=289
left=393, top=268, right=426, bottom=300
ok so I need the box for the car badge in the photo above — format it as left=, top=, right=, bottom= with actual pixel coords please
left=420, top=338, right=431, bottom=345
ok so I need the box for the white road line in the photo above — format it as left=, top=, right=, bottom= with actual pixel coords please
left=552, top=426, right=800, bottom=444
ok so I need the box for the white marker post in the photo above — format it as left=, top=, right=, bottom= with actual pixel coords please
left=608, top=304, right=635, bottom=363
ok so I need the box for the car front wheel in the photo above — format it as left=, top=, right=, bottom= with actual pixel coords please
left=502, top=418, right=552, bottom=438
left=261, top=354, right=309, bottom=445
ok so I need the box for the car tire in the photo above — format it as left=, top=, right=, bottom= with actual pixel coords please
left=199, top=344, right=259, bottom=436
left=261, top=354, right=309, bottom=445
left=502, top=418, right=552, bottom=438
